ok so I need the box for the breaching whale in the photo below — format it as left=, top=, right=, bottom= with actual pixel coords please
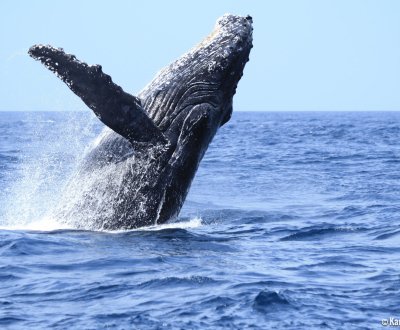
left=28, top=14, right=253, bottom=230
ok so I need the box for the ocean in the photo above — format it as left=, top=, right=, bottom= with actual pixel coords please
left=0, top=111, right=399, bottom=329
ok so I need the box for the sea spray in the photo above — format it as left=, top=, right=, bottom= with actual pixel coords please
left=0, top=112, right=99, bottom=228
left=52, top=139, right=169, bottom=230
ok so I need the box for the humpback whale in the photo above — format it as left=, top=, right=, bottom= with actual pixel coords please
left=28, top=14, right=253, bottom=230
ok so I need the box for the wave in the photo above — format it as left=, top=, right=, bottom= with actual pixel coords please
left=374, top=229, right=400, bottom=240
left=253, top=290, right=291, bottom=312
left=138, top=276, right=218, bottom=289
left=280, top=225, right=366, bottom=241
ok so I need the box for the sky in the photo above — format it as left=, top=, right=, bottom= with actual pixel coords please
left=0, top=0, right=399, bottom=111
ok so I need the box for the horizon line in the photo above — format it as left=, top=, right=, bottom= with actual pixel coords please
left=1, top=109, right=400, bottom=113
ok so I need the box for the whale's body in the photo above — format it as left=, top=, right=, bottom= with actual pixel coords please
left=29, top=14, right=253, bottom=230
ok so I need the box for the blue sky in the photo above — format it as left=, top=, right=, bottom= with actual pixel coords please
left=0, top=0, right=399, bottom=111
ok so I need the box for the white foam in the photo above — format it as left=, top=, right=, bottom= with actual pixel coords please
left=0, top=216, right=72, bottom=232
left=106, top=217, right=203, bottom=233
left=0, top=216, right=203, bottom=233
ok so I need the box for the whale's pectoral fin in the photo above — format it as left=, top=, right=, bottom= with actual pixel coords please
left=28, top=45, right=167, bottom=145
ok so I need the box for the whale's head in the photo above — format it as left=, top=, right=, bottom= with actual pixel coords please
left=199, top=15, right=253, bottom=121
left=191, top=14, right=253, bottom=124
left=141, top=14, right=253, bottom=140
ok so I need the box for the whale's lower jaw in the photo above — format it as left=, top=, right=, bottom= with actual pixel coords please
left=29, top=14, right=253, bottom=230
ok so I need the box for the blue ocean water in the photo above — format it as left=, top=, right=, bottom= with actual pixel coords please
left=0, top=111, right=400, bottom=329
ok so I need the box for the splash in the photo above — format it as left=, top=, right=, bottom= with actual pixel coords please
left=0, top=112, right=201, bottom=232
left=0, top=112, right=99, bottom=229
left=0, top=215, right=72, bottom=231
